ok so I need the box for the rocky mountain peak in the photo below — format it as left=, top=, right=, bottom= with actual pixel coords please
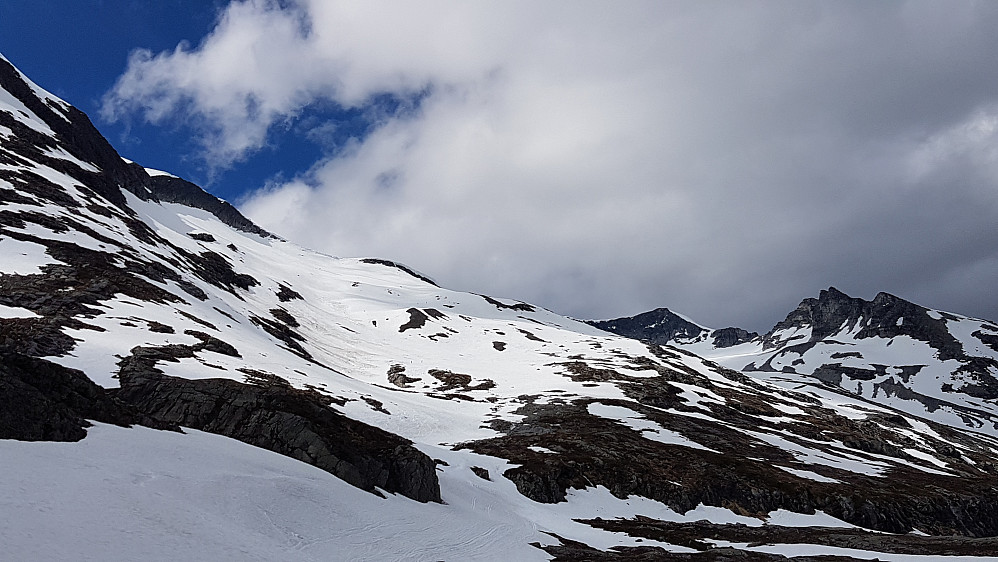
left=587, top=306, right=707, bottom=345
left=764, top=287, right=965, bottom=359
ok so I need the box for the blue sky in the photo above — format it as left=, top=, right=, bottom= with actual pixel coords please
left=0, top=0, right=370, bottom=203
left=3, top=1, right=998, bottom=330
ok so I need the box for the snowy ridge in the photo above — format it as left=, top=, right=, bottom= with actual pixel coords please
left=3, top=55, right=998, bottom=560
left=655, top=289, right=998, bottom=439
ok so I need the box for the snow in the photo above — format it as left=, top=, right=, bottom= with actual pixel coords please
left=774, top=466, right=842, bottom=484
left=0, top=424, right=705, bottom=561
left=765, top=509, right=857, bottom=528
left=0, top=303, right=41, bottom=319
left=588, top=402, right=719, bottom=452
left=903, top=448, right=952, bottom=471
left=0, top=236, right=60, bottom=274
left=0, top=78, right=56, bottom=135
left=3, top=55, right=996, bottom=561
left=743, top=429, right=890, bottom=477
left=145, top=166, right=179, bottom=178
left=682, top=315, right=998, bottom=439
left=41, top=145, right=100, bottom=172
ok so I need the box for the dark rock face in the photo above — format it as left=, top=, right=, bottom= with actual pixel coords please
left=149, top=175, right=271, bottom=237
left=0, top=57, right=150, bottom=211
left=275, top=283, right=304, bottom=302
left=399, top=308, right=429, bottom=332
left=113, top=345, right=441, bottom=503
left=764, top=288, right=962, bottom=357
left=711, top=326, right=758, bottom=347
left=0, top=351, right=176, bottom=441
left=588, top=308, right=707, bottom=346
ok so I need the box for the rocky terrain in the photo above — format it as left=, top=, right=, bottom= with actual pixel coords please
left=3, top=53, right=998, bottom=560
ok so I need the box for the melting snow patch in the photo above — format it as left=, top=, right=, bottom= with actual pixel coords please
left=0, top=236, right=61, bottom=274
left=0, top=304, right=41, bottom=319
left=765, top=509, right=857, bottom=528
left=774, top=466, right=842, bottom=484
left=903, top=448, right=951, bottom=471
left=588, top=403, right=719, bottom=452
left=527, top=446, right=557, bottom=454
left=145, top=167, right=179, bottom=178
left=42, top=146, right=100, bottom=172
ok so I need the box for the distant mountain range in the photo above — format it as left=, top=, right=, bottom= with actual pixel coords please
left=591, top=287, right=998, bottom=439
left=3, top=52, right=998, bottom=560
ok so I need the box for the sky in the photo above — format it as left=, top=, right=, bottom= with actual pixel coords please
left=2, top=0, right=997, bottom=332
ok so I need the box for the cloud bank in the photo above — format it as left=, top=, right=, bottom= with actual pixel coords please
left=103, top=0, right=998, bottom=330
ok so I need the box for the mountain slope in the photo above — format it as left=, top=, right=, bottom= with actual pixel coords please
left=3, top=54, right=998, bottom=559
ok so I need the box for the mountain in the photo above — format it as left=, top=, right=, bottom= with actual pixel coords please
left=595, top=287, right=998, bottom=439
left=3, top=53, right=998, bottom=560
left=588, top=307, right=758, bottom=348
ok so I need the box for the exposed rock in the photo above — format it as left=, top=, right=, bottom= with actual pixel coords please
left=275, top=283, right=303, bottom=302
left=428, top=369, right=496, bottom=392
left=0, top=350, right=176, bottom=441
left=465, top=390, right=998, bottom=537
left=113, top=346, right=441, bottom=503
left=388, top=364, right=421, bottom=387
left=580, top=517, right=998, bottom=556
left=399, top=308, right=429, bottom=332
left=711, top=327, right=759, bottom=348
left=478, top=293, right=536, bottom=312
left=188, top=232, right=215, bottom=242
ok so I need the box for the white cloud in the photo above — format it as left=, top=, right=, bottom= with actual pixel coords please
left=105, top=0, right=998, bottom=329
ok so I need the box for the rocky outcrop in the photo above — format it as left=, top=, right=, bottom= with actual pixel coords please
left=0, top=350, right=176, bottom=441
left=112, top=343, right=441, bottom=503
left=763, top=288, right=962, bottom=358
left=711, top=326, right=758, bottom=347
